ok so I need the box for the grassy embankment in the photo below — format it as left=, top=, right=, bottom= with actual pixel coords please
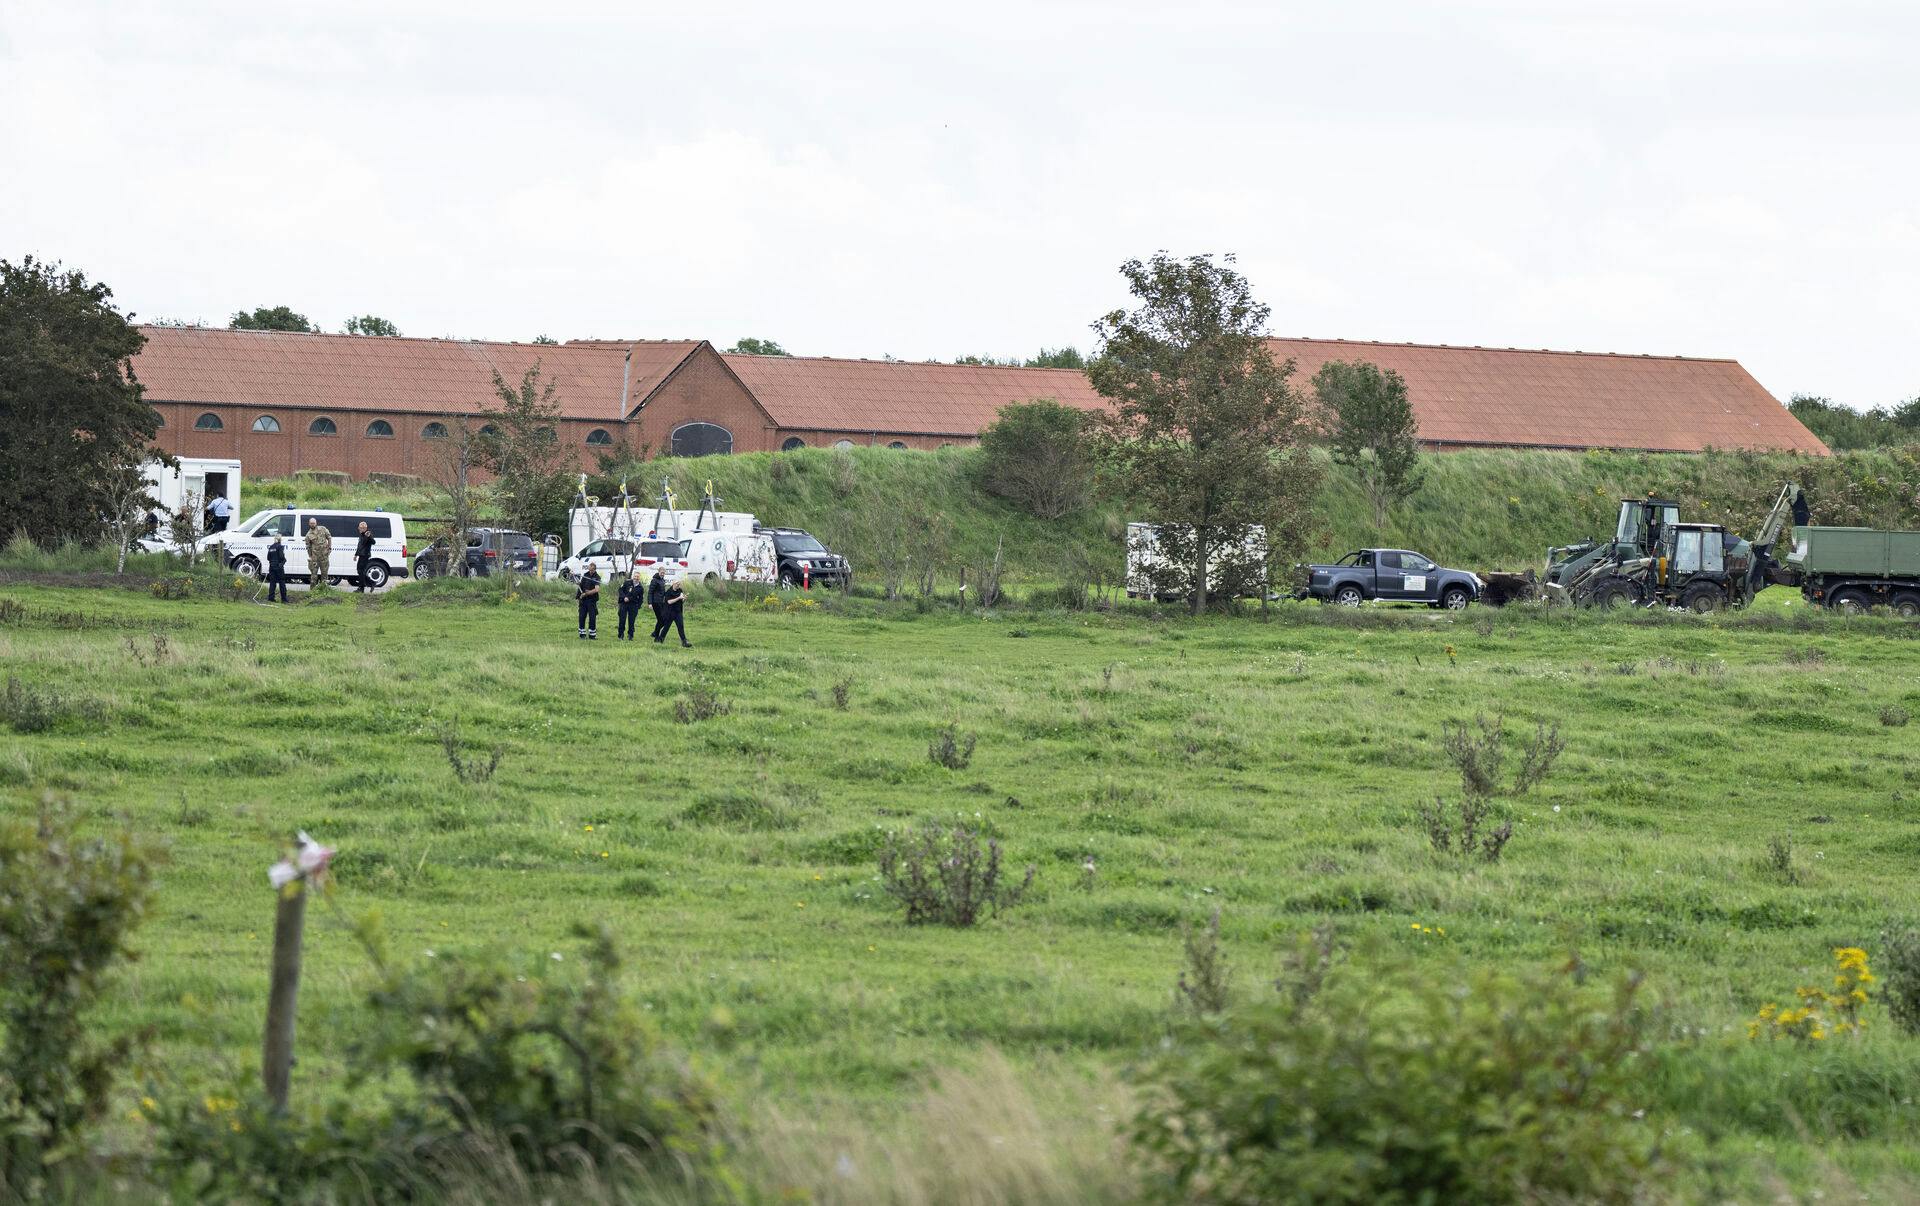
left=2, top=577, right=1920, bottom=1196
left=245, top=443, right=1920, bottom=583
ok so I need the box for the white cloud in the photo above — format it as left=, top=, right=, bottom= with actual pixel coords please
left=2, top=0, right=1915, bottom=406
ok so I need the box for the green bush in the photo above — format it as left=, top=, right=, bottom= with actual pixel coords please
left=0, top=800, right=157, bottom=1196
left=1131, top=952, right=1665, bottom=1204
left=153, top=923, right=731, bottom=1199
left=1881, top=924, right=1920, bottom=1035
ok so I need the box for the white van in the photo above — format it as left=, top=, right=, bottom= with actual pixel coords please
left=1126, top=522, right=1269, bottom=600
left=138, top=457, right=242, bottom=547
left=208, top=509, right=411, bottom=588
left=557, top=529, right=778, bottom=586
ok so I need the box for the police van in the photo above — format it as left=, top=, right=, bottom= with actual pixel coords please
left=203, top=509, right=411, bottom=587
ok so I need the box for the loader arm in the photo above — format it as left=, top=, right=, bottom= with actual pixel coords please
left=1754, top=482, right=1809, bottom=553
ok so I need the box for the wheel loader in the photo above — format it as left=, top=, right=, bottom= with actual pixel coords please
left=1544, top=483, right=1807, bottom=611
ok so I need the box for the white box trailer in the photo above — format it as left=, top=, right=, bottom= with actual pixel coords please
left=559, top=506, right=775, bottom=585
left=142, top=457, right=241, bottom=538
left=566, top=506, right=757, bottom=556
left=1126, top=522, right=1268, bottom=599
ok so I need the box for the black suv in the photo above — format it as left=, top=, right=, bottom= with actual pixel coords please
left=764, top=527, right=852, bottom=588
left=413, top=528, right=538, bottom=578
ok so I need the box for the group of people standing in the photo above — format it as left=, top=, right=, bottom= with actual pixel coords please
left=259, top=519, right=376, bottom=603
left=575, top=565, right=690, bottom=645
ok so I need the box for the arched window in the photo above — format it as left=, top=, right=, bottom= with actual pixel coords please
left=887, top=440, right=908, bottom=450
left=780, top=437, right=806, bottom=451
left=479, top=424, right=499, bottom=438
left=251, top=415, right=281, bottom=433
left=938, top=443, right=955, bottom=450
left=365, top=419, right=395, bottom=438
left=152, top=408, right=166, bottom=428
left=832, top=439, right=855, bottom=450
left=309, top=416, right=338, bottom=436
left=194, top=412, right=224, bottom=431
left=421, top=422, right=449, bottom=439
left=671, top=421, right=734, bottom=457
left=585, top=428, right=614, bottom=446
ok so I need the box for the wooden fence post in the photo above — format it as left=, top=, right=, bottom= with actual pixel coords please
left=261, top=883, right=307, bottom=1112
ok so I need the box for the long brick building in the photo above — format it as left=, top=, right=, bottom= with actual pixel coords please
left=131, top=326, right=1826, bottom=479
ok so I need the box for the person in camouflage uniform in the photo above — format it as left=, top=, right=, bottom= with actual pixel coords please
left=304, top=518, right=332, bottom=587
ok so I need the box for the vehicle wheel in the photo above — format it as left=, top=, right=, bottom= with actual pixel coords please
left=1441, top=586, right=1471, bottom=611
left=231, top=555, right=260, bottom=579
left=1591, top=577, right=1643, bottom=610
left=414, top=559, right=436, bottom=581
left=361, top=561, right=390, bottom=589
left=1680, top=583, right=1723, bottom=613
left=1830, top=588, right=1871, bottom=614
left=1334, top=584, right=1365, bottom=607
left=1891, top=592, right=1920, bottom=619
left=704, top=572, right=719, bottom=585
left=780, top=569, right=800, bottom=588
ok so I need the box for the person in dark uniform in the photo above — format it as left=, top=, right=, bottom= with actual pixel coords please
left=265, top=535, right=290, bottom=604
left=615, top=574, right=643, bottom=640
left=661, top=579, right=691, bottom=647
left=353, top=522, right=375, bottom=592
left=647, top=567, right=670, bottom=642
left=576, top=564, right=601, bottom=640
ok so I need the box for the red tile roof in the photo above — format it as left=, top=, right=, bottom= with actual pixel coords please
left=131, top=326, right=699, bottom=421
left=720, top=353, right=1108, bottom=436
left=1267, top=338, right=1828, bottom=455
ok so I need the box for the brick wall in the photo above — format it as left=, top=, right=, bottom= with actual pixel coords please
left=628, top=345, right=777, bottom=455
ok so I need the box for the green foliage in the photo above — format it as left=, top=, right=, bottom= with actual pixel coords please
left=2, top=676, right=107, bottom=734
left=531, top=334, right=559, bottom=345
left=0, top=800, right=156, bottom=1195
left=1314, top=359, right=1426, bottom=526
left=1879, top=924, right=1920, bottom=1036
left=1789, top=394, right=1920, bottom=450
left=0, top=257, right=158, bottom=546
left=878, top=823, right=1033, bottom=926
left=227, top=305, right=317, bottom=333
left=481, top=362, right=573, bottom=538
left=975, top=399, right=1096, bottom=519
left=153, top=924, right=730, bottom=1199
left=1026, top=346, right=1087, bottom=369
left=726, top=337, right=790, bottom=356
left=1089, top=252, right=1320, bottom=613
left=342, top=314, right=401, bottom=337
left=1132, top=954, right=1663, bottom=1204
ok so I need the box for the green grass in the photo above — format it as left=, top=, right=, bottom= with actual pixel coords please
left=5, top=579, right=1920, bottom=1196
left=236, top=443, right=1920, bottom=584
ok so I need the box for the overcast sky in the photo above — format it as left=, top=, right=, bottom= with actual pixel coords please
left=4, top=1, right=1915, bottom=408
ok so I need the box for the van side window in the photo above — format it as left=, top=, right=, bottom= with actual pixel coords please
left=317, top=515, right=391, bottom=540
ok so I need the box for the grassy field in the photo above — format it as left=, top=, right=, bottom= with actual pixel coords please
left=239, top=443, right=1920, bottom=587
left=4, top=577, right=1920, bottom=1197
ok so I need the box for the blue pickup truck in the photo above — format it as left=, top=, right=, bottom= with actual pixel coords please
left=1300, top=549, right=1483, bottom=609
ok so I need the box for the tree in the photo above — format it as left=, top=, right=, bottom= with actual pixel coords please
left=424, top=417, right=487, bottom=576
left=1088, top=252, right=1319, bottom=615
left=532, top=335, right=559, bottom=346
left=480, top=363, right=573, bottom=538
left=726, top=337, right=790, bottom=356
left=1314, top=359, right=1426, bottom=526
left=974, top=399, right=1095, bottom=519
left=1790, top=393, right=1920, bottom=450
left=100, top=459, right=163, bottom=574
left=343, top=315, right=401, bottom=337
left=1025, top=346, right=1087, bottom=369
left=0, top=257, right=158, bottom=546
left=953, top=353, right=1021, bottom=367
left=228, top=306, right=318, bottom=332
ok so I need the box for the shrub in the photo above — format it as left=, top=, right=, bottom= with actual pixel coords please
left=1440, top=713, right=1505, bottom=798
left=1132, top=956, right=1662, bottom=1205
left=1511, top=720, right=1565, bottom=794
left=973, top=399, right=1094, bottom=519
left=674, top=684, right=730, bottom=724
left=439, top=721, right=504, bottom=785
left=877, top=823, right=1033, bottom=926
left=830, top=678, right=852, bottom=710
left=1879, top=924, right=1920, bottom=1035
left=0, top=799, right=157, bottom=1196
left=1765, top=832, right=1798, bottom=884
left=928, top=721, right=978, bottom=770
left=1416, top=794, right=1513, bottom=862
left=2, top=676, right=106, bottom=734
left=1883, top=704, right=1912, bottom=728
left=1175, top=910, right=1230, bottom=1015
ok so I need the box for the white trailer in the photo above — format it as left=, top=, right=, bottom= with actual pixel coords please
left=566, top=506, right=757, bottom=557
left=141, top=457, right=241, bottom=540
left=1126, top=522, right=1268, bottom=600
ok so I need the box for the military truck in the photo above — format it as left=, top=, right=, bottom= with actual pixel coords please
left=1784, top=527, right=1920, bottom=616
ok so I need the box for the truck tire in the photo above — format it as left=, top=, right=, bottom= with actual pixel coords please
left=1829, top=588, right=1871, bottom=614
left=231, top=555, right=261, bottom=580
left=1334, top=584, right=1365, bottom=607
left=1590, top=577, right=1642, bottom=610
left=1441, top=585, right=1471, bottom=610
left=1890, top=591, right=1920, bottom=619
left=1680, top=583, right=1723, bottom=613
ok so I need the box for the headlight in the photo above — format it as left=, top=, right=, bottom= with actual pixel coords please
left=798, top=559, right=812, bottom=567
